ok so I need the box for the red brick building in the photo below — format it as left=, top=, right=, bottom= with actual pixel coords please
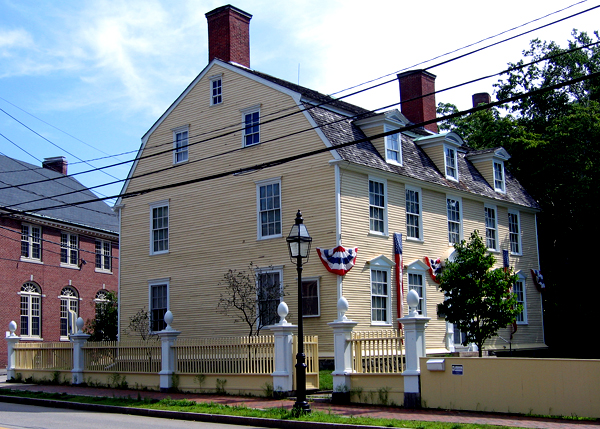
left=1, top=155, right=118, bottom=367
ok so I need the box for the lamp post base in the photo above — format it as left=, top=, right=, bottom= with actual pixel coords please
left=292, top=400, right=312, bottom=415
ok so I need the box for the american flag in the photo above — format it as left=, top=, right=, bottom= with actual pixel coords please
left=393, top=233, right=404, bottom=327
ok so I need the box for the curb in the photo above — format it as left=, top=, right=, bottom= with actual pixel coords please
left=0, top=395, right=396, bottom=429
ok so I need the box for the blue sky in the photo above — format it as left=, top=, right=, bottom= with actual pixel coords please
left=1, top=0, right=598, bottom=206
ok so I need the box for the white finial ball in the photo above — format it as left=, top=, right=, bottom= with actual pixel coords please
left=8, top=321, right=17, bottom=334
left=337, top=297, right=349, bottom=314
left=407, top=289, right=420, bottom=308
left=164, top=310, right=174, bottom=327
left=278, top=302, right=289, bottom=320
left=76, top=317, right=84, bottom=332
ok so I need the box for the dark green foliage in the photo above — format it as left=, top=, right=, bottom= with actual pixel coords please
left=437, top=232, right=521, bottom=357
left=84, top=291, right=118, bottom=341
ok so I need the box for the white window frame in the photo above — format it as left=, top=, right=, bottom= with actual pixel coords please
left=384, top=125, right=402, bottom=165
left=242, top=105, right=261, bottom=147
left=21, top=223, right=42, bottom=262
left=514, top=272, right=528, bottom=324
left=256, top=178, right=282, bottom=240
left=444, top=144, right=458, bottom=182
left=446, top=196, right=462, bottom=245
left=508, top=209, right=522, bottom=255
left=405, top=185, right=423, bottom=241
left=19, top=282, right=42, bottom=338
left=484, top=204, right=498, bottom=251
left=172, top=125, right=189, bottom=164
left=210, top=74, right=222, bottom=106
left=256, top=267, right=283, bottom=327
left=369, top=177, right=388, bottom=236
left=406, top=260, right=429, bottom=316
left=149, top=200, right=169, bottom=255
left=95, top=239, right=112, bottom=272
left=149, top=279, right=170, bottom=333
left=59, top=286, right=79, bottom=340
left=494, top=161, right=506, bottom=193
left=60, top=232, right=79, bottom=267
left=369, top=255, right=394, bottom=326
left=302, top=277, right=320, bottom=318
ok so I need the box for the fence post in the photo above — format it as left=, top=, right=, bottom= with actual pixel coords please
left=267, top=302, right=296, bottom=398
left=398, top=289, right=430, bottom=408
left=156, top=310, right=181, bottom=392
left=328, top=297, right=358, bottom=404
left=6, top=321, right=20, bottom=381
left=70, top=317, right=90, bottom=385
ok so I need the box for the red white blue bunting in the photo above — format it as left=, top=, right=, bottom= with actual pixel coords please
left=531, top=269, right=545, bottom=292
left=425, top=257, right=442, bottom=284
left=317, top=246, right=358, bottom=276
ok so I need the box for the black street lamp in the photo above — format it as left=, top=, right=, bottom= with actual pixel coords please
left=286, top=210, right=312, bottom=414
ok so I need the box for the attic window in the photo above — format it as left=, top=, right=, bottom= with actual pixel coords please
left=494, top=161, right=505, bottom=193
left=210, top=75, right=222, bottom=105
left=384, top=125, right=402, bottom=166
left=444, top=145, right=458, bottom=181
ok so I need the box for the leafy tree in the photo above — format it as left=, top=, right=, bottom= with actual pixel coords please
left=437, top=231, right=521, bottom=357
left=84, top=291, right=118, bottom=341
left=437, top=30, right=600, bottom=357
left=217, top=263, right=284, bottom=336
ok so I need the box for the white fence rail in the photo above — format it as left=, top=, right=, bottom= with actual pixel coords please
left=350, top=330, right=405, bottom=374
left=83, top=340, right=161, bottom=373
left=13, top=342, right=73, bottom=370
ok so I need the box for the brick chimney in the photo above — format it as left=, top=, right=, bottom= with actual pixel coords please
left=472, top=92, right=491, bottom=108
left=205, top=5, right=252, bottom=68
left=397, top=70, right=438, bottom=133
left=42, top=156, right=68, bottom=175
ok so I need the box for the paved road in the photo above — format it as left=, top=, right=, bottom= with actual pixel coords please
left=0, top=401, right=265, bottom=429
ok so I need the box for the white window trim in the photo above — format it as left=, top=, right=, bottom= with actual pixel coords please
left=95, top=239, right=112, bottom=273
left=210, top=74, right=223, bottom=106
left=59, top=286, right=79, bottom=341
left=21, top=223, right=42, bottom=263
left=444, top=144, right=459, bottom=182
left=368, top=255, right=394, bottom=326
left=149, top=200, right=169, bottom=255
left=384, top=124, right=402, bottom=166
left=172, top=125, right=189, bottom=164
left=494, top=161, right=506, bottom=193
left=302, top=276, right=321, bottom=318
left=406, top=259, right=429, bottom=317
left=256, top=178, right=282, bottom=240
left=60, top=232, right=79, bottom=268
left=514, top=271, right=528, bottom=324
left=508, top=209, right=522, bottom=256
left=255, top=266, right=283, bottom=327
left=484, top=204, right=499, bottom=252
left=241, top=104, right=261, bottom=148
left=405, top=185, right=423, bottom=242
left=148, top=278, right=170, bottom=333
left=446, top=195, right=463, bottom=246
left=19, top=282, right=42, bottom=339
left=368, top=176, right=388, bottom=236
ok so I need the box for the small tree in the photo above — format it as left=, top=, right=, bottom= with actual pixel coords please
left=125, top=308, right=156, bottom=341
left=84, top=291, right=118, bottom=341
left=217, top=263, right=284, bottom=336
left=437, top=231, right=521, bottom=357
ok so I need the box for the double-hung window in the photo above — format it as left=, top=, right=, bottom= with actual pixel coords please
left=257, top=269, right=282, bottom=327
left=302, top=278, right=320, bottom=317
left=444, top=145, right=458, bottom=181
left=95, top=240, right=112, bottom=272
left=408, top=272, right=425, bottom=315
left=20, top=282, right=41, bottom=338
left=369, top=178, right=386, bottom=235
left=173, top=126, right=189, bottom=164
left=369, top=255, right=393, bottom=325
left=484, top=205, right=498, bottom=251
left=384, top=125, right=402, bottom=165
left=242, top=106, right=260, bottom=147
left=150, top=201, right=169, bottom=254
left=405, top=186, right=422, bottom=240
left=257, top=179, right=281, bottom=239
left=21, top=224, right=41, bottom=261
left=494, top=161, right=506, bottom=193
left=60, top=232, right=78, bottom=266
left=150, top=281, right=169, bottom=332
left=508, top=210, right=521, bottom=255
left=59, top=287, right=78, bottom=338
left=446, top=197, right=462, bottom=245
left=514, top=275, right=527, bottom=323
left=210, top=75, right=222, bottom=105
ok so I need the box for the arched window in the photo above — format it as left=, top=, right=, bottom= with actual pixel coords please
left=94, top=290, right=109, bottom=302
left=20, top=282, right=41, bottom=337
left=59, top=287, right=79, bottom=338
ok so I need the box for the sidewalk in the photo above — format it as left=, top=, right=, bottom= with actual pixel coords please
left=1, top=378, right=598, bottom=429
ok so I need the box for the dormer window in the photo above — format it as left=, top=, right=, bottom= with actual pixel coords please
left=210, top=75, right=222, bottom=105
left=384, top=125, right=402, bottom=165
left=445, top=145, right=458, bottom=181
left=494, top=161, right=505, bottom=193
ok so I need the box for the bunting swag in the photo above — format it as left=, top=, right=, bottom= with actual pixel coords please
left=425, top=257, right=442, bottom=283
left=531, top=269, right=546, bottom=292
left=393, top=233, right=404, bottom=326
left=317, top=246, right=358, bottom=276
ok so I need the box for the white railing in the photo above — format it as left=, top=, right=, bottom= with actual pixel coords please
left=83, top=340, right=161, bottom=373
left=13, top=342, right=73, bottom=370
left=350, top=330, right=405, bottom=374
left=293, top=335, right=319, bottom=389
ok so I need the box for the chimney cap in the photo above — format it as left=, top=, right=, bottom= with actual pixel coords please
left=205, top=4, right=252, bottom=20
left=397, top=69, right=437, bottom=80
